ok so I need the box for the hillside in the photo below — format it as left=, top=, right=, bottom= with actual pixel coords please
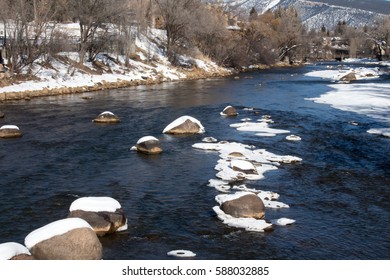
left=220, top=0, right=387, bottom=29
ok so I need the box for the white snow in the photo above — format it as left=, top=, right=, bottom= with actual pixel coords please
left=167, top=250, right=196, bottom=258
left=0, top=242, right=30, bottom=260
left=271, top=218, right=296, bottom=226
left=220, top=105, right=237, bottom=116
left=230, top=121, right=290, bottom=137
left=136, top=136, right=159, bottom=144
left=215, top=191, right=289, bottom=209
left=230, top=159, right=257, bottom=173
left=305, top=67, right=382, bottom=81
left=24, top=218, right=93, bottom=249
left=69, top=197, right=121, bottom=212
left=162, top=116, right=205, bottom=134
left=100, top=111, right=115, bottom=116
left=0, top=125, right=20, bottom=130
left=213, top=206, right=272, bottom=232
left=367, top=128, right=390, bottom=138
left=215, top=191, right=255, bottom=205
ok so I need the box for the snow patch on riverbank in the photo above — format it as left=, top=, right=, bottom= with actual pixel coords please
left=306, top=62, right=390, bottom=137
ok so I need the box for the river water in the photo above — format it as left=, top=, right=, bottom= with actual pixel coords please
left=0, top=62, right=389, bottom=259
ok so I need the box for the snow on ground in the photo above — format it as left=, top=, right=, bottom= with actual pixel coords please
left=0, top=24, right=228, bottom=96
left=69, top=197, right=121, bottom=212
left=306, top=62, right=390, bottom=137
left=0, top=242, right=31, bottom=260
left=24, top=218, right=92, bottom=249
left=305, top=66, right=382, bottom=81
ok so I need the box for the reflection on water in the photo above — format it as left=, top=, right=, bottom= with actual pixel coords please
left=0, top=63, right=389, bottom=259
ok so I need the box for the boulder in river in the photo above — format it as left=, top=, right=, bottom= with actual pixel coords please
left=25, top=218, right=102, bottom=260
left=163, top=116, right=205, bottom=135
left=0, top=125, right=22, bottom=139
left=131, top=136, right=162, bottom=155
left=0, top=242, right=33, bottom=260
left=68, top=197, right=128, bottom=236
left=220, top=106, right=238, bottom=117
left=93, top=111, right=120, bottom=124
left=221, top=193, right=265, bottom=219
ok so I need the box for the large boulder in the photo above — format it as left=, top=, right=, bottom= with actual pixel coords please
left=0, top=125, right=22, bottom=139
left=25, top=218, right=102, bottom=260
left=163, top=116, right=205, bottom=135
left=93, top=111, right=120, bottom=124
left=68, top=197, right=127, bottom=236
left=131, top=136, right=162, bottom=155
left=340, top=72, right=356, bottom=82
left=220, top=106, right=238, bottom=117
left=0, top=242, right=33, bottom=260
left=221, top=193, right=265, bottom=219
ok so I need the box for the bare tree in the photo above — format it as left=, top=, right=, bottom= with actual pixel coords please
left=67, top=0, right=128, bottom=64
left=154, top=0, right=201, bottom=62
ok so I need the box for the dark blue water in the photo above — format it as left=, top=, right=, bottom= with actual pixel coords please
left=0, top=62, right=389, bottom=260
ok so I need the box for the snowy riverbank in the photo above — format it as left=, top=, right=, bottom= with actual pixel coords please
left=305, top=59, right=390, bottom=137
left=0, top=28, right=232, bottom=101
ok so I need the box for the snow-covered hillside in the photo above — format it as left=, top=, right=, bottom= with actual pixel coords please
left=221, top=0, right=384, bottom=30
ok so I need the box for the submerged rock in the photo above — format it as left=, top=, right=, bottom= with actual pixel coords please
left=131, top=136, right=162, bottom=154
left=93, top=111, right=120, bottom=123
left=163, top=116, right=205, bottom=134
left=25, top=218, right=102, bottom=260
left=0, top=125, right=22, bottom=139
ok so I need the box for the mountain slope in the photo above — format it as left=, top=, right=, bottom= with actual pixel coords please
left=220, top=0, right=386, bottom=30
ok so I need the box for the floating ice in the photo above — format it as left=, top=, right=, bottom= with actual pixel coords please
left=286, top=135, right=302, bottom=141
left=367, top=128, right=390, bottom=138
left=25, top=218, right=92, bottom=249
left=271, top=218, right=296, bottom=226
left=213, top=206, right=272, bottom=232
left=69, top=197, right=121, bottom=212
left=167, top=250, right=196, bottom=258
left=0, top=242, right=31, bottom=260
left=230, top=121, right=289, bottom=136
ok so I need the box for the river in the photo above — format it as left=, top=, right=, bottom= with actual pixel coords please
left=0, top=61, right=389, bottom=259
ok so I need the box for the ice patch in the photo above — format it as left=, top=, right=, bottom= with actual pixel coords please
left=25, top=218, right=92, bottom=249
left=167, top=250, right=196, bottom=258
left=0, top=242, right=30, bottom=260
left=367, top=128, right=390, bottom=138
left=286, top=135, right=302, bottom=141
left=230, top=121, right=289, bottom=136
left=271, top=218, right=296, bottom=226
left=69, top=197, right=121, bottom=212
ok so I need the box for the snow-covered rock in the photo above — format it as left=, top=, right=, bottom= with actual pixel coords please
left=93, top=111, right=120, bottom=124
left=271, top=218, right=296, bottom=226
left=131, top=136, right=162, bottom=154
left=0, top=125, right=22, bottom=139
left=25, top=218, right=102, bottom=260
left=68, top=197, right=127, bottom=236
left=163, top=116, right=205, bottom=134
left=218, top=193, right=265, bottom=219
left=220, top=105, right=238, bottom=116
